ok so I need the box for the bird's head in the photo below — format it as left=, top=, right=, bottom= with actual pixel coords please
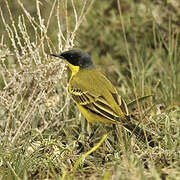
left=51, top=50, right=94, bottom=73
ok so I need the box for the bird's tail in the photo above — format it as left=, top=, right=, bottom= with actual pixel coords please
left=123, top=123, right=156, bottom=147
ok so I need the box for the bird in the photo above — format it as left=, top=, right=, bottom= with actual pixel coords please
left=50, top=49, right=155, bottom=147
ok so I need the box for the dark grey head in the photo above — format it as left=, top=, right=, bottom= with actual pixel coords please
left=51, top=49, right=94, bottom=69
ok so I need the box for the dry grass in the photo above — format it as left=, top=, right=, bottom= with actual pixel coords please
left=0, top=0, right=93, bottom=144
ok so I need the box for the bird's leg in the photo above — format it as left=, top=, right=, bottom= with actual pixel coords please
left=86, top=122, right=97, bottom=148
left=77, top=118, right=87, bottom=154
left=86, top=122, right=95, bottom=140
left=82, top=118, right=95, bottom=140
left=77, top=118, right=95, bottom=154
left=78, top=117, right=88, bottom=141
left=84, top=121, right=103, bottom=148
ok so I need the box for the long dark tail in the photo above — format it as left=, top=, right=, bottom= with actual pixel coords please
left=123, top=123, right=156, bottom=147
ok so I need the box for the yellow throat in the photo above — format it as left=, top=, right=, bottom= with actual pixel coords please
left=65, top=60, right=79, bottom=77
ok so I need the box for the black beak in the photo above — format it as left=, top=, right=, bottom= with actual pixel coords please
left=50, top=53, right=65, bottom=59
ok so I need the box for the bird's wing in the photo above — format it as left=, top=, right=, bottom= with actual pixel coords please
left=71, top=88, right=128, bottom=121
left=69, top=69, right=130, bottom=122
left=109, top=91, right=129, bottom=116
left=70, top=87, right=119, bottom=121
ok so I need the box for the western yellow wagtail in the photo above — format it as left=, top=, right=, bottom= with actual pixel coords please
left=51, top=49, right=155, bottom=147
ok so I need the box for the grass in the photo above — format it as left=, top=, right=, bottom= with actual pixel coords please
left=0, top=0, right=180, bottom=179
